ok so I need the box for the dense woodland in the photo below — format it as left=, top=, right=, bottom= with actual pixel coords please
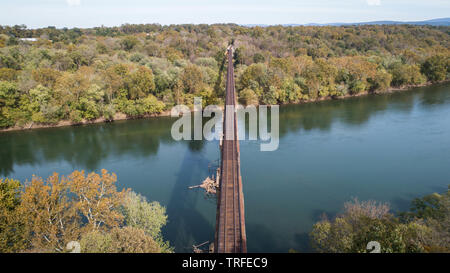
left=0, top=23, right=449, bottom=129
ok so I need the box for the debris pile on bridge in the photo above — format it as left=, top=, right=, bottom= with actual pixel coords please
left=192, top=241, right=213, bottom=253
left=189, top=173, right=219, bottom=195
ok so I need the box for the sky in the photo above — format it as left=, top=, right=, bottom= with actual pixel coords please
left=0, top=0, right=449, bottom=29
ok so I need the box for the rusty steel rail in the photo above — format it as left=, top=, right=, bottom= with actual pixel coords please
left=214, top=47, right=247, bottom=253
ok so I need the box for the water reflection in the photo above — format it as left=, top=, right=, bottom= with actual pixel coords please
left=2, top=83, right=450, bottom=177
left=0, top=117, right=176, bottom=176
left=163, top=148, right=214, bottom=250
left=277, top=89, right=416, bottom=137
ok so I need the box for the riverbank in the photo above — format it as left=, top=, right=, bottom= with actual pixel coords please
left=1, top=80, right=448, bottom=132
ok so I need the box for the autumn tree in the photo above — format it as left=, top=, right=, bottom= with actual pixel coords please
left=68, top=169, right=128, bottom=232
left=125, top=66, right=155, bottom=99
left=180, top=64, right=204, bottom=94
left=0, top=170, right=171, bottom=253
left=0, top=178, right=26, bottom=252
left=19, top=173, right=81, bottom=252
left=0, top=68, right=19, bottom=82
left=31, top=68, right=62, bottom=89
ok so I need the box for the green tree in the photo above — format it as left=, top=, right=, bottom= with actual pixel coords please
left=0, top=81, right=20, bottom=127
left=421, top=55, right=448, bottom=82
left=310, top=199, right=431, bottom=253
left=400, top=186, right=449, bottom=252
left=125, top=66, right=155, bottom=99
left=0, top=68, right=19, bottom=82
left=239, top=88, right=259, bottom=105
left=80, top=226, right=168, bottom=253
left=391, top=63, right=426, bottom=87
left=369, top=69, right=392, bottom=92
left=120, top=36, right=140, bottom=51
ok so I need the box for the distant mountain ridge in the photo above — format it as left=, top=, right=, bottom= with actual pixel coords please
left=244, top=18, right=450, bottom=27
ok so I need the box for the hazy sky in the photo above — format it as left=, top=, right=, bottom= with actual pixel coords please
left=0, top=0, right=449, bottom=28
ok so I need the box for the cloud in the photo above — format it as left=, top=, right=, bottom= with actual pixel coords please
left=66, top=0, right=81, bottom=6
left=366, top=0, right=381, bottom=6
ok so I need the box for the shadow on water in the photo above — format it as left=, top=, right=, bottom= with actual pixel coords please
left=391, top=183, right=449, bottom=214
left=277, top=89, right=417, bottom=138
left=246, top=223, right=278, bottom=253
left=162, top=140, right=214, bottom=252
left=293, top=233, right=313, bottom=253
left=311, top=208, right=338, bottom=223
left=391, top=196, right=415, bottom=213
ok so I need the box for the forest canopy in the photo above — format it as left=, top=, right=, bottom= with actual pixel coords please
left=0, top=23, right=449, bottom=128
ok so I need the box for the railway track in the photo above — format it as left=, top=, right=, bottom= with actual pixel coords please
left=215, top=47, right=247, bottom=253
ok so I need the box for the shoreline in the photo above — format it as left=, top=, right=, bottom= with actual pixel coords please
left=1, top=80, right=448, bottom=133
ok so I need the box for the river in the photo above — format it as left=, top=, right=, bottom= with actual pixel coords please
left=1, top=83, right=450, bottom=252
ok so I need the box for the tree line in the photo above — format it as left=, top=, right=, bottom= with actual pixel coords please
left=0, top=23, right=449, bottom=129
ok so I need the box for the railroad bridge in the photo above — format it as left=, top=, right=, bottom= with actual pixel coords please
left=214, top=46, right=247, bottom=253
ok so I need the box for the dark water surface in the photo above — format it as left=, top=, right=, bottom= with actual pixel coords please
left=1, top=83, right=450, bottom=252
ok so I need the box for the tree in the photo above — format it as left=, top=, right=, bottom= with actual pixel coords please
left=400, top=186, right=450, bottom=252
left=0, top=178, right=26, bottom=252
left=141, top=94, right=165, bottom=114
left=68, top=169, right=128, bottom=232
left=121, top=36, right=140, bottom=51
left=239, top=88, right=259, bottom=105
left=310, top=198, right=431, bottom=253
left=253, top=53, right=265, bottom=63
left=0, top=81, right=20, bottom=127
left=119, top=191, right=172, bottom=252
left=239, top=63, right=269, bottom=92
left=24, top=84, right=61, bottom=124
left=80, top=226, right=165, bottom=253
left=180, top=64, right=204, bottom=94
left=125, top=66, right=155, bottom=99
left=32, top=68, right=62, bottom=88
left=55, top=68, right=91, bottom=103
left=0, top=68, right=19, bottom=82
left=369, top=70, right=392, bottom=92
left=421, top=55, right=448, bottom=82
left=390, top=63, right=426, bottom=87
left=19, top=173, right=81, bottom=252
left=0, top=170, right=172, bottom=253
left=103, top=64, right=128, bottom=102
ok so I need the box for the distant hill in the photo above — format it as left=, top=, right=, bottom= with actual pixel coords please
left=244, top=18, right=450, bottom=27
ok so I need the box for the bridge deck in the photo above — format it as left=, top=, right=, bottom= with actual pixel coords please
left=215, top=47, right=247, bottom=253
